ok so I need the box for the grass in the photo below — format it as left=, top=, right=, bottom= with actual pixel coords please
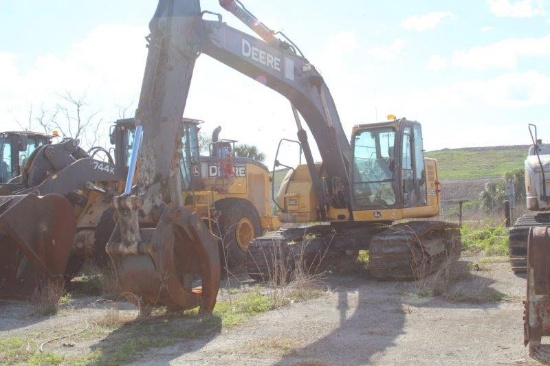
left=461, top=224, right=509, bottom=256
left=272, top=145, right=527, bottom=191
left=11, top=282, right=325, bottom=366
left=245, top=336, right=304, bottom=357
left=0, top=337, right=66, bottom=365
left=425, top=145, right=527, bottom=180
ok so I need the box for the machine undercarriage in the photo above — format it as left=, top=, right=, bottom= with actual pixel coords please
left=246, top=220, right=461, bottom=282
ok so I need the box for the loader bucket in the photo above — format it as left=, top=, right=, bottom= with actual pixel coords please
left=107, top=205, right=220, bottom=314
left=0, top=194, right=76, bottom=299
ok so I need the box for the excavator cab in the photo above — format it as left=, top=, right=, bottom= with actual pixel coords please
left=0, top=131, right=52, bottom=183
left=351, top=118, right=434, bottom=215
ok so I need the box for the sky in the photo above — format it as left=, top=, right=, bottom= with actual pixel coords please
left=1, top=0, right=549, bottom=165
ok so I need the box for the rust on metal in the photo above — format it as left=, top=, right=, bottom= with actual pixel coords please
left=0, top=194, right=76, bottom=299
left=524, top=226, right=550, bottom=355
left=107, top=204, right=220, bottom=314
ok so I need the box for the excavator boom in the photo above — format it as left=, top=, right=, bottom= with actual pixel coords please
left=106, top=0, right=220, bottom=314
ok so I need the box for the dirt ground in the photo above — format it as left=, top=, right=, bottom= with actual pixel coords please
left=1, top=256, right=546, bottom=365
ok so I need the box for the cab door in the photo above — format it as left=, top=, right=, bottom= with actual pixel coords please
left=400, top=122, right=427, bottom=208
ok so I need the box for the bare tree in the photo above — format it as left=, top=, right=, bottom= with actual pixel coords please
left=10, top=104, right=54, bottom=133
left=51, top=91, right=104, bottom=148
left=10, top=92, right=108, bottom=151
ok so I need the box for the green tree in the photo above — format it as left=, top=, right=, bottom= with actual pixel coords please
left=234, top=144, right=266, bottom=163
left=479, top=168, right=525, bottom=212
left=503, top=168, right=525, bottom=205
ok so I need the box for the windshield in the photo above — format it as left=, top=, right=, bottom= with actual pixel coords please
left=0, top=137, right=10, bottom=183
left=352, top=127, right=396, bottom=207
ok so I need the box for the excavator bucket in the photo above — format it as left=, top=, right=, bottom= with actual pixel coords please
left=107, top=201, right=220, bottom=314
left=524, top=226, right=550, bottom=355
left=0, top=194, right=76, bottom=299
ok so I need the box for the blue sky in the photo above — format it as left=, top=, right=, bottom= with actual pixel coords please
left=1, top=0, right=549, bottom=164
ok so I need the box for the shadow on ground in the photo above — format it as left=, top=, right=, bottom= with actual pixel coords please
left=272, top=259, right=508, bottom=365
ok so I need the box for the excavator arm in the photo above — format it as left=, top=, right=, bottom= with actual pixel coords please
left=106, top=0, right=220, bottom=314
left=106, top=0, right=352, bottom=313
left=199, top=16, right=351, bottom=209
left=200, top=1, right=351, bottom=211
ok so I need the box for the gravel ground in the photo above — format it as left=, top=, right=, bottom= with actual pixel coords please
left=0, top=257, right=544, bottom=365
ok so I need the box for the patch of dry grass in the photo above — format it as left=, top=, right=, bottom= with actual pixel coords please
left=30, top=279, right=66, bottom=316
left=245, top=336, right=305, bottom=357
left=411, top=258, right=508, bottom=304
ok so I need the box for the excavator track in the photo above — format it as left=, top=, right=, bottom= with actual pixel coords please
left=509, top=213, right=550, bottom=274
left=246, top=226, right=337, bottom=283
left=247, top=221, right=461, bottom=282
left=368, top=221, right=461, bottom=281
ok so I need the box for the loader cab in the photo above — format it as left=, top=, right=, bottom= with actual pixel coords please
left=111, top=118, right=204, bottom=190
left=351, top=118, right=427, bottom=210
left=179, top=118, right=204, bottom=191
left=111, top=118, right=136, bottom=171
left=0, top=132, right=52, bottom=183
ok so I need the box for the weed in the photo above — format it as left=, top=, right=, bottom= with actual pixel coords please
left=31, top=280, right=65, bottom=316
left=71, top=263, right=119, bottom=298
left=92, top=307, right=135, bottom=329
left=413, top=259, right=472, bottom=299
left=213, top=290, right=276, bottom=327
left=0, top=337, right=65, bottom=365
left=58, top=292, right=72, bottom=304
left=446, top=288, right=507, bottom=303
left=245, top=336, right=304, bottom=357
left=461, top=224, right=509, bottom=256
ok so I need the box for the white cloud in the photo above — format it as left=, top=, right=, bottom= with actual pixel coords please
left=481, top=26, right=494, bottom=32
left=428, top=34, right=550, bottom=70
left=426, top=55, right=448, bottom=71
left=453, top=35, right=550, bottom=70
left=404, top=71, right=550, bottom=110
left=369, top=39, right=406, bottom=61
left=402, top=12, right=453, bottom=32
left=487, top=0, right=546, bottom=18
left=0, top=24, right=148, bottom=133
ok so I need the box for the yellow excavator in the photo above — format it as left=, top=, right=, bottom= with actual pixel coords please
left=0, top=0, right=460, bottom=313
left=103, top=0, right=460, bottom=309
left=146, top=0, right=460, bottom=281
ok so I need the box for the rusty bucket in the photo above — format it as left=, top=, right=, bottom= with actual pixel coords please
left=0, top=194, right=76, bottom=299
left=107, top=204, right=220, bottom=314
left=524, top=226, right=550, bottom=355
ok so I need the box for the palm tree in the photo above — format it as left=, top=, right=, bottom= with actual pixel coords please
left=234, top=144, right=266, bottom=163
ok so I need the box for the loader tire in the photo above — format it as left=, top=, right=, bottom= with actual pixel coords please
left=94, top=207, right=116, bottom=268
left=215, top=199, right=262, bottom=272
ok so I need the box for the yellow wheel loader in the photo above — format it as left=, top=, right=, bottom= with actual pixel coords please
left=0, top=117, right=276, bottom=308
left=0, top=131, right=53, bottom=185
